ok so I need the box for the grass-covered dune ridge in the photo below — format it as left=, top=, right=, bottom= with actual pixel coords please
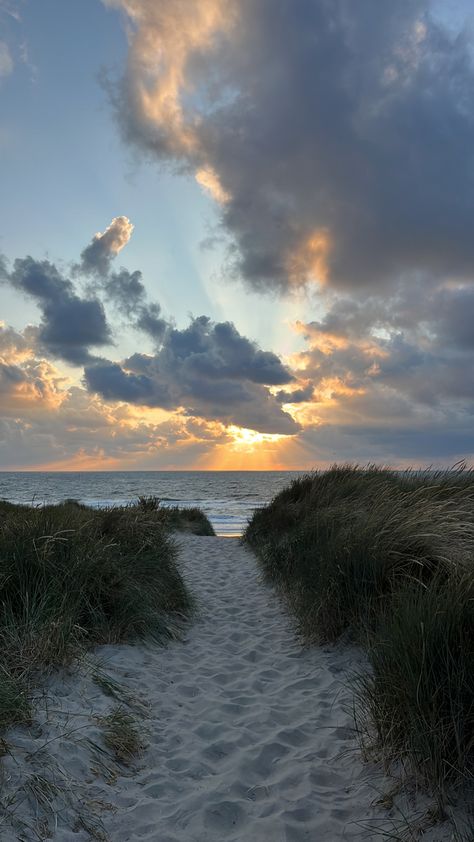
left=0, top=497, right=212, bottom=732
left=244, top=465, right=474, bottom=801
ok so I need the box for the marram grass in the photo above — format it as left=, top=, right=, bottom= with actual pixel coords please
left=244, top=464, right=474, bottom=802
left=0, top=496, right=213, bottom=732
left=99, top=705, right=144, bottom=765
left=358, top=572, right=474, bottom=797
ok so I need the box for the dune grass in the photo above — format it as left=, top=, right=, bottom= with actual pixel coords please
left=99, top=705, right=144, bottom=765
left=67, top=494, right=216, bottom=536
left=244, top=465, right=474, bottom=802
left=0, top=496, right=208, bottom=734
left=154, top=504, right=215, bottom=536
left=358, top=572, right=474, bottom=799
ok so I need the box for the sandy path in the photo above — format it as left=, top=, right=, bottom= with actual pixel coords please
left=1, top=536, right=414, bottom=840
left=98, top=535, right=384, bottom=841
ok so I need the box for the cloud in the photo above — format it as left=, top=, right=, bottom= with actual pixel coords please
left=195, top=166, right=230, bottom=204
left=78, top=216, right=134, bottom=276
left=0, top=326, right=242, bottom=469
left=1, top=305, right=474, bottom=467
left=275, top=384, right=314, bottom=404
left=84, top=359, right=172, bottom=407
left=102, top=0, right=232, bottom=156
left=105, top=0, right=474, bottom=294
left=99, top=268, right=169, bottom=341
left=2, top=225, right=299, bottom=441
left=0, top=361, right=26, bottom=391
left=2, top=256, right=112, bottom=364
left=0, top=322, right=30, bottom=360
left=0, top=381, right=232, bottom=470
left=89, top=9, right=474, bottom=459
left=135, top=302, right=168, bottom=341
left=298, top=419, right=474, bottom=466
left=101, top=267, right=146, bottom=315
left=5, top=198, right=474, bottom=466
left=75, top=218, right=169, bottom=343
left=281, top=270, right=474, bottom=463
left=0, top=322, right=223, bottom=468
left=433, top=286, right=474, bottom=350
left=0, top=324, right=67, bottom=416
left=84, top=315, right=298, bottom=433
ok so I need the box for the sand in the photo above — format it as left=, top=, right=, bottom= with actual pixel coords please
left=0, top=536, right=463, bottom=841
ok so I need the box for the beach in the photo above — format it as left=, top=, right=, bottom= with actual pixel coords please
left=3, top=0, right=473, bottom=835
left=0, top=533, right=460, bottom=841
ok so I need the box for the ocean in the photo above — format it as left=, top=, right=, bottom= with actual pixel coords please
left=0, top=471, right=304, bottom=537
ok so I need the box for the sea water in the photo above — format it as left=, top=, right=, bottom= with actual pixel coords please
left=0, top=471, right=304, bottom=537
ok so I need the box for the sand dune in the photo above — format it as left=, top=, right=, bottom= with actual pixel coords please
left=0, top=536, right=457, bottom=840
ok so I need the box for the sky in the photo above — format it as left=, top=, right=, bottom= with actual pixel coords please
left=1, top=0, right=474, bottom=470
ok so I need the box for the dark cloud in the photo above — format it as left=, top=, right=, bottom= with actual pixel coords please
left=433, top=286, right=474, bottom=350
left=107, top=0, right=474, bottom=293
left=3, top=256, right=112, bottom=365
left=305, top=279, right=474, bottom=352
left=84, top=315, right=298, bottom=433
left=300, top=419, right=474, bottom=465
left=135, top=303, right=168, bottom=342
left=84, top=359, right=173, bottom=407
left=100, top=269, right=169, bottom=341
left=3, top=235, right=297, bottom=435
left=275, top=384, right=314, bottom=404
left=103, top=268, right=146, bottom=316
left=100, top=0, right=474, bottom=461
left=287, top=276, right=474, bottom=459
left=161, top=317, right=292, bottom=385
left=77, top=217, right=169, bottom=343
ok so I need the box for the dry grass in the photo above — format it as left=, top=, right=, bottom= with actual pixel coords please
left=99, top=706, right=144, bottom=765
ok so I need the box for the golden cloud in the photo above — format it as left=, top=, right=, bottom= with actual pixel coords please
left=195, top=166, right=230, bottom=204
left=104, top=0, right=235, bottom=155
left=286, top=228, right=332, bottom=287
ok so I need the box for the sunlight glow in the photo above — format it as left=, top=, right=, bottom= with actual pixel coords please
left=195, top=166, right=230, bottom=204
left=227, top=426, right=286, bottom=450
left=199, top=426, right=300, bottom=470
left=286, top=228, right=332, bottom=286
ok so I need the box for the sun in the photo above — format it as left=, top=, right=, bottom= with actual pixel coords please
left=197, top=424, right=306, bottom=469
left=227, top=426, right=286, bottom=450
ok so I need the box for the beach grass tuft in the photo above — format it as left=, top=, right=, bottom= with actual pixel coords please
left=157, top=505, right=215, bottom=535
left=358, top=572, right=474, bottom=800
left=135, top=495, right=215, bottom=534
left=244, top=464, right=474, bottom=802
left=99, top=705, right=144, bottom=765
left=0, top=668, right=31, bottom=731
left=0, top=498, right=208, bottom=734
